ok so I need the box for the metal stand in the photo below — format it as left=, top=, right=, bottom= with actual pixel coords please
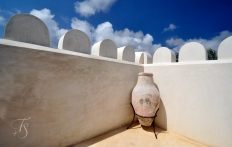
left=127, top=103, right=159, bottom=139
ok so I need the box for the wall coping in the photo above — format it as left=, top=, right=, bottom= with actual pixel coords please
left=144, top=60, right=232, bottom=66
left=1, top=38, right=232, bottom=68
left=0, top=39, right=143, bottom=67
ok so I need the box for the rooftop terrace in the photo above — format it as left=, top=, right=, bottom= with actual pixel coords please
left=73, top=122, right=205, bottom=147
left=0, top=14, right=232, bottom=147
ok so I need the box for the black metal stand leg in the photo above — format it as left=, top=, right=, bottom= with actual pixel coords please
left=152, top=108, right=159, bottom=139
left=127, top=104, right=160, bottom=139
left=127, top=103, right=135, bottom=129
left=152, top=120, right=157, bottom=139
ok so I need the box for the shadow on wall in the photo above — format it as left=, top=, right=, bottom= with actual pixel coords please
left=139, top=98, right=167, bottom=137
left=154, top=82, right=167, bottom=130
left=156, top=98, right=167, bottom=130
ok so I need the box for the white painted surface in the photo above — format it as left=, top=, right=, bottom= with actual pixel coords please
left=117, top=46, right=135, bottom=62
left=4, top=14, right=50, bottom=47
left=0, top=39, right=140, bottom=65
left=58, top=29, right=90, bottom=54
left=144, top=52, right=152, bottom=64
left=135, top=52, right=144, bottom=64
left=91, top=39, right=117, bottom=59
left=1, top=36, right=232, bottom=147
left=145, top=62, right=232, bottom=147
left=218, top=36, right=232, bottom=60
left=135, top=52, right=152, bottom=64
left=0, top=40, right=143, bottom=147
left=179, top=42, right=207, bottom=62
left=153, top=47, right=176, bottom=63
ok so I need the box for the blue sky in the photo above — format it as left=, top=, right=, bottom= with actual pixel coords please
left=0, top=0, right=232, bottom=54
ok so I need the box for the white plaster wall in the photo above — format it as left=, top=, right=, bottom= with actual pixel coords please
left=153, top=47, right=176, bottom=63
left=4, top=14, right=50, bottom=47
left=144, top=62, right=232, bottom=147
left=58, top=29, right=91, bottom=54
left=117, top=46, right=135, bottom=62
left=144, top=52, right=152, bottom=64
left=218, top=36, right=232, bottom=60
left=0, top=40, right=143, bottom=147
left=179, top=42, right=207, bottom=62
left=135, top=52, right=144, bottom=64
left=91, top=39, right=117, bottom=59
left=1, top=38, right=232, bottom=147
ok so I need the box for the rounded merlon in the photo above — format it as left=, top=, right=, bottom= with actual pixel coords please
left=144, top=52, right=152, bottom=64
left=4, top=14, right=50, bottom=47
left=218, top=36, right=232, bottom=60
left=135, top=52, right=144, bottom=64
left=91, top=39, right=117, bottom=59
left=58, top=29, right=91, bottom=54
left=135, top=52, right=152, bottom=64
left=153, top=47, right=176, bottom=63
left=117, top=46, right=135, bottom=62
left=179, top=42, right=207, bottom=62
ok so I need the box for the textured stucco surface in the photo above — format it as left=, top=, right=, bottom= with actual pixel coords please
left=144, top=61, right=232, bottom=147
left=218, top=36, right=232, bottom=60
left=58, top=29, right=90, bottom=54
left=1, top=36, right=232, bottom=147
left=144, top=52, right=152, bottom=64
left=179, top=42, right=207, bottom=62
left=4, top=14, right=50, bottom=47
left=135, top=52, right=144, bottom=64
left=92, top=39, right=117, bottom=59
left=0, top=40, right=143, bottom=147
left=153, top=47, right=176, bottom=63
left=117, top=46, right=135, bottom=62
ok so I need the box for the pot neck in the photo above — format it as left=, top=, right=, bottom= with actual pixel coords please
left=137, top=76, right=154, bottom=85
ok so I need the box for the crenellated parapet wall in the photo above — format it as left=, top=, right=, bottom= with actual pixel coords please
left=152, top=39, right=232, bottom=63
left=1, top=14, right=232, bottom=147
left=2, top=14, right=153, bottom=64
left=3, top=14, right=232, bottom=64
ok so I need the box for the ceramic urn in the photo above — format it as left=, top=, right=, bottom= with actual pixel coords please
left=132, top=72, right=160, bottom=126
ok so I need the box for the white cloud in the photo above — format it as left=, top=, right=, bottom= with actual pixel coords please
left=94, top=22, right=162, bottom=54
left=0, top=15, right=6, bottom=26
left=30, top=8, right=68, bottom=47
left=28, top=8, right=160, bottom=54
left=71, top=17, right=94, bottom=41
left=12, top=8, right=21, bottom=14
left=75, top=0, right=117, bottom=17
left=166, top=38, right=185, bottom=47
left=71, top=18, right=161, bottom=54
left=61, top=16, right=69, bottom=23
left=0, top=8, right=21, bottom=15
left=163, top=24, right=177, bottom=32
left=166, top=30, right=232, bottom=52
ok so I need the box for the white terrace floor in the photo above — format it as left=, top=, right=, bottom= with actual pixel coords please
left=72, top=122, right=205, bottom=147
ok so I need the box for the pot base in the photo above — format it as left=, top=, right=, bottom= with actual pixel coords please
left=137, top=116, right=153, bottom=126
